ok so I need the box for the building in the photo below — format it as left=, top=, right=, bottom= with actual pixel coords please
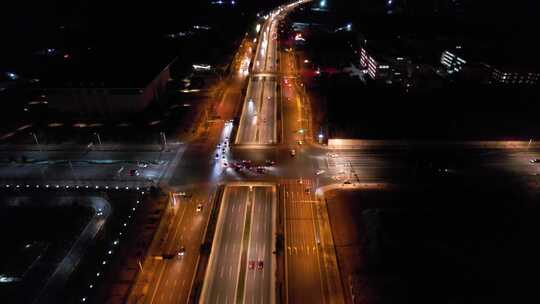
left=360, top=47, right=392, bottom=80
left=28, top=42, right=176, bottom=118
left=489, top=66, right=540, bottom=85
left=439, top=45, right=539, bottom=86
left=440, top=49, right=467, bottom=74
left=385, top=0, right=465, bottom=16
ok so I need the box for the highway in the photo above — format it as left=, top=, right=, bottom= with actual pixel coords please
left=11, top=1, right=540, bottom=304
left=200, top=184, right=275, bottom=304
left=200, top=186, right=248, bottom=304
left=235, top=1, right=299, bottom=145
left=244, top=186, right=276, bottom=304
left=0, top=145, right=184, bottom=187
left=127, top=190, right=212, bottom=304
left=282, top=179, right=325, bottom=303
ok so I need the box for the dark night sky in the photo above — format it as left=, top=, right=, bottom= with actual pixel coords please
left=0, top=0, right=538, bottom=67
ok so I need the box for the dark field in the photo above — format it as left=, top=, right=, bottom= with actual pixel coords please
left=326, top=175, right=540, bottom=304
left=313, top=74, right=540, bottom=141
left=0, top=199, right=93, bottom=303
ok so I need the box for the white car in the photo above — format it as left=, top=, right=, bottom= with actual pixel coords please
left=290, top=149, right=296, bottom=156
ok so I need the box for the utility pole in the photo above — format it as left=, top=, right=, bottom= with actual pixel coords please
left=94, top=132, right=102, bottom=145
left=160, top=132, right=167, bottom=150
left=30, top=132, right=41, bottom=151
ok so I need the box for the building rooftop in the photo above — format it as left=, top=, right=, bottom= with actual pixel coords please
left=31, top=38, right=177, bottom=89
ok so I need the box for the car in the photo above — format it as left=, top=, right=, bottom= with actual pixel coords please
left=223, top=162, right=228, bottom=167
left=162, top=253, right=176, bottom=259
left=222, top=155, right=226, bottom=159
left=217, top=143, right=221, bottom=148
left=129, top=169, right=140, bottom=176
left=215, top=154, right=219, bottom=159
left=196, top=204, right=203, bottom=212
left=265, top=160, right=276, bottom=166
left=256, top=167, right=265, bottom=173
left=257, top=260, right=264, bottom=270
left=138, top=162, right=149, bottom=168
left=530, top=159, right=540, bottom=163
left=177, top=246, right=186, bottom=257
left=316, top=170, right=325, bottom=175
left=290, top=149, right=296, bottom=156
left=297, top=140, right=303, bottom=145
left=249, top=261, right=256, bottom=270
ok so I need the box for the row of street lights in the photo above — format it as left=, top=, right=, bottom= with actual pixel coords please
left=81, top=196, right=144, bottom=303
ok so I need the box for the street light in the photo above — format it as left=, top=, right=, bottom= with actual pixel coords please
left=160, top=132, right=167, bottom=149
left=94, top=132, right=101, bottom=145
left=30, top=132, right=41, bottom=151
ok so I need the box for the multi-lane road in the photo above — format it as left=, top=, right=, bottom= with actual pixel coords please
left=200, top=184, right=276, bottom=304
left=8, top=1, right=540, bottom=304
left=127, top=190, right=213, bottom=304
left=235, top=2, right=292, bottom=145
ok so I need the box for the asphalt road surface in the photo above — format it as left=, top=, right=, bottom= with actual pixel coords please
left=0, top=145, right=184, bottom=187
left=282, top=178, right=344, bottom=304
left=201, top=185, right=276, bottom=304
left=201, top=186, right=249, bottom=304
left=244, top=186, right=276, bottom=304
left=127, top=191, right=212, bottom=304
left=235, top=2, right=291, bottom=145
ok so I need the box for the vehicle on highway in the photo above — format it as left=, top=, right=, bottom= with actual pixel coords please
left=137, top=162, right=148, bottom=168
left=290, top=149, right=296, bottom=156
left=297, top=140, right=303, bottom=145
left=530, top=159, right=540, bottom=163
left=197, top=204, right=203, bottom=212
left=257, top=260, right=264, bottom=270
left=256, top=167, right=266, bottom=173
left=249, top=261, right=256, bottom=270
left=316, top=170, right=325, bottom=175
left=266, top=160, right=276, bottom=166
left=163, top=247, right=185, bottom=259
left=129, top=169, right=140, bottom=176
left=215, top=153, right=219, bottom=159
left=223, top=162, right=228, bottom=167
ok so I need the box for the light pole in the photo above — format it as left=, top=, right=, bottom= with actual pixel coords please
left=30, top=132, right=41, bottom=151
left=94, top=132, right=102, bottom=145
left=160, top=132, right=167, bottom=150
